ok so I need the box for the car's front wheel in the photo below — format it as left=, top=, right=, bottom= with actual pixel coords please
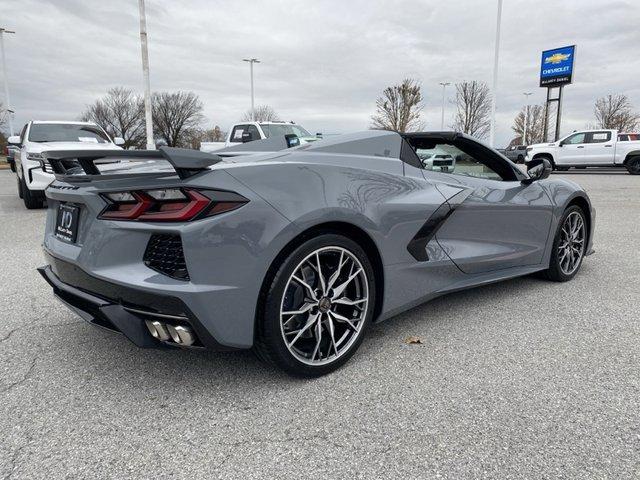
left=542, top=206, right=587, bottom=282
left=255, top=234, right=375, bottom=376
left=17, top=175, right=23, bottom=199
left=20, top=174, right=44, bottom=209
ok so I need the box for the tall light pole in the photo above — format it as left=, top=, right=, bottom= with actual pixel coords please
left=489, top=0, right=503, bottom=147
left=0, top=27, right=15, bottom=136
left=439, top=82, right=451, bottom=129
left=138, top=0, right=154, bottom=150
left=243, top=58, right=260, bottom=120
left=522, top=92, right=533, bottom=145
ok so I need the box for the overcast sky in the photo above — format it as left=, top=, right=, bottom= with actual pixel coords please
left=2, top=0, right=640, bottom=146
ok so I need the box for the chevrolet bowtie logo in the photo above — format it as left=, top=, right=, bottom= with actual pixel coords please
left=545, top=53, right=571, bottom=64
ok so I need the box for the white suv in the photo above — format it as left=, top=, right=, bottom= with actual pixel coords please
left=8, top=121, right=124, bottom=208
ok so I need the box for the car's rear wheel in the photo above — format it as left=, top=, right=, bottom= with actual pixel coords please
left=542, top=206, right=587, bottom=282
left=626, top=157, right=640, bottom=175
left=20, top=175, right=44, bottom=209
left=255, top=234, right=375, bottom=376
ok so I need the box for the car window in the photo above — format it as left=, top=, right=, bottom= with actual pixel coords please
left=28, top=123, right=110, bottom=143
left=587, top=131, right=611, bottom=143
left=563, top=133, right=586, bottom=145
left=517, top=146, right=526, bottom=150
left=246, top=125, right=261, bottom=141
left=230, top=125, right=249, bottom=143
left=415, top=143, right=503, bottom=180
left=618, top=134, right=629, bottom=141
left=261, top=124, right=312, bottom=138
left=19, top=124, right=27, bottom=143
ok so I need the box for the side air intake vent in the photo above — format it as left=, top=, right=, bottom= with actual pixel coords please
left=143, top=234, right=189, bottom=280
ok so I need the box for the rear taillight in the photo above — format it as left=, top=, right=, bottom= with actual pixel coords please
left=98, top=188, right=248, bottom=222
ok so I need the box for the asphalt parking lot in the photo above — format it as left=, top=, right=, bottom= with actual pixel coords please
left=1, top=169, right=638, bottom=479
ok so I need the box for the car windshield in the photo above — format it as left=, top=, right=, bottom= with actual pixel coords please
left=28, top=123, right=111, bottom=143
left=260, top=124, right=312, bottom=138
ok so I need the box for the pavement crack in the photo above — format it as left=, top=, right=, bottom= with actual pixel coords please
left=1, top=356, right=38, bottom=394
left=0, top=328, right=18, bottom=344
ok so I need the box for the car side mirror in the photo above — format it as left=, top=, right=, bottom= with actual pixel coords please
left=523, top=158, right=552, bottom=184
left=241, top=131, right=252, bottom=143
left=7, top=135, right=21, bottom=146
left=114, top=137, right=125, bottom=146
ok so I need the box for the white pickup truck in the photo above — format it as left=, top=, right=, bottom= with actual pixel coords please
left=8, top=121, right=125, bottom=209
left=200, top=121, right=319, bottom=152
left=525, top=129, right=640, bottom=175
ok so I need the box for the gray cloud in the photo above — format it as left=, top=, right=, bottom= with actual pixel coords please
left=2, top=0, right=639, bottom=145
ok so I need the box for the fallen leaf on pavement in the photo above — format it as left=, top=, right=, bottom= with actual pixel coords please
left=405, top=336, right=424, bottom=345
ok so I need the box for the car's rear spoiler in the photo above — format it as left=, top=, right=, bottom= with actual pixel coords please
left=43, top=146, right=223, bottom=180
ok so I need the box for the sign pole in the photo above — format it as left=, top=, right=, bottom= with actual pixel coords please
left=542, top=87, right=551, bottom=143
left=554, top=85, right=564, bottom=141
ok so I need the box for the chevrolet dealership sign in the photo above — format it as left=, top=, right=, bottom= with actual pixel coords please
left=540, top=45, right=576, bottom=87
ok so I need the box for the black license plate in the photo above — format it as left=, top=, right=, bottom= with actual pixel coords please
left=55, top=204, right=80, bottom=243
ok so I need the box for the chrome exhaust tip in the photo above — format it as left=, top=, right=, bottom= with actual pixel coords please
left=145, top=320, right=170, bottom=341
left=166, top=324, right=196, bottom=346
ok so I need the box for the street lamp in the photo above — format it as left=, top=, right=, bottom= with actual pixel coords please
left=523, top=92, right=533, bottom=145
left=138, top=0, right=154, bottom=150
left=0, top=27, right=16, bottom=136
left=243, top=58, right=260, bottom=121
left=489, top=0, right=503, bottom=147
left=439, top=82, right=451, bottom=129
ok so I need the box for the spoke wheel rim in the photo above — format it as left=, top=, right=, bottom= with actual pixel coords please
left=558, top=211, right=586, bottom=276
left=280, top=246, right=369, bottom=366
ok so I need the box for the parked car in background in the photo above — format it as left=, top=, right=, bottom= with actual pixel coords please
left=7, top=121, right=124, bottom=209
left=503, top=145, right=528, bottom=163
left=417, top=152, right=456, bottom=172
left=200, top=121, right=319, bottom=152
left=4, top=144, right=19, bottom=172
left=525, top=129, right=640, bottom=174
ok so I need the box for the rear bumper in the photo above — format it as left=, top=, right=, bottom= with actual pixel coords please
left=38, top=258, right=239, bottom=351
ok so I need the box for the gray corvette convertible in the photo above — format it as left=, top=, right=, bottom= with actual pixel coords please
left=38, top=130, right=594, bottom=376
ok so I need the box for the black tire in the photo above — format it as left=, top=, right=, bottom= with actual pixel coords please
left=254, top=233, right=376, bottom=377
left=9, top=160, right=16, bottom=173
left=542, top=206, right=587, bottom=282
left=535, top=155, right=555, bottom=170
left=17, top=175, right=23, bottom=199
left=626, top=157, right=640, bottom=175
left=517, top=155, right=524, bottom=164
left=20, top=175, right=44, bottom=209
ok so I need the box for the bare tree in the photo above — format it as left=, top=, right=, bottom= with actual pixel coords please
left=451, top=81, right=492, bottom=139
left=594, top=94, right=640, bottom=132
left=242, top=105, right=279, bottom=122
left=0, top=100, right=7, bottom=133
left=511, top=104, right=545, bottom=145
left=80, top=87, right=145, bottom=149
left=152, top=91, right=204, bottom=147
left=182, top=125, right=226, bottom=150
left=370, top=78, right=423, bottom=132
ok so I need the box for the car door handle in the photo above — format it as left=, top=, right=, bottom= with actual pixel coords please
left=604, top=145, right=613, bottom=147
left=577, top=146, right=584, bottom=148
